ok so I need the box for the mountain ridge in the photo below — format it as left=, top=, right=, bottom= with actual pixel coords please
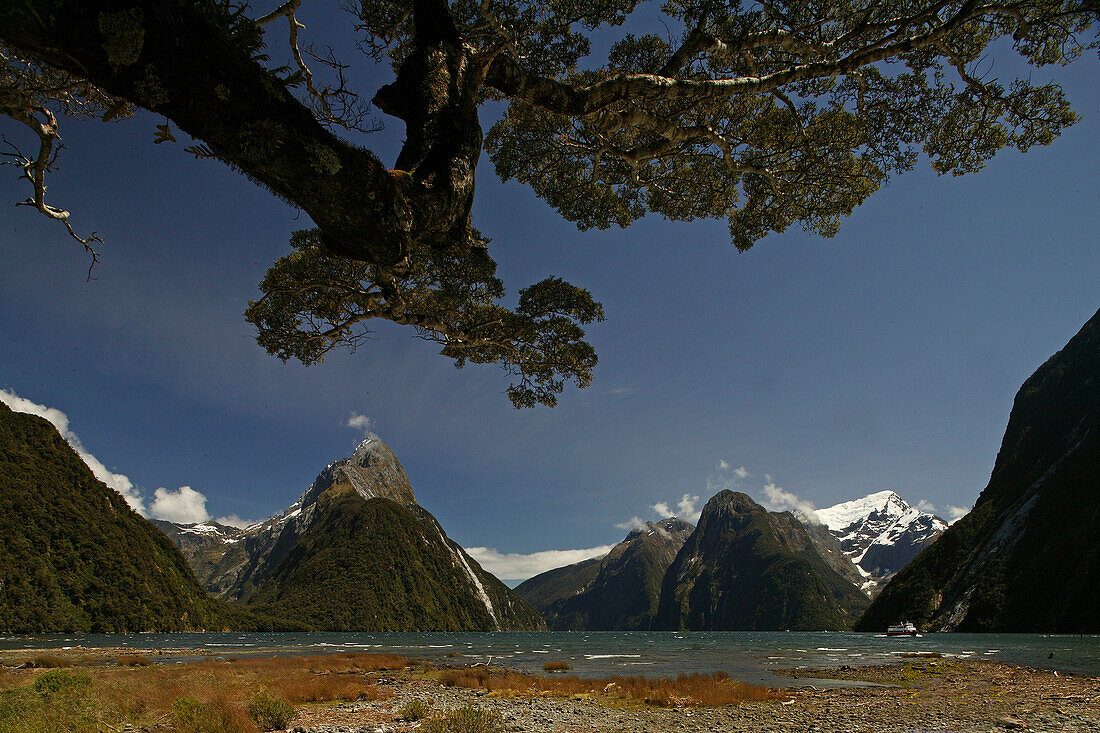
left=0, top=402, right=277, bottom=632
left=858, top=307, right=1100, bottom=632
left=816, top=490, right=948, bottom=594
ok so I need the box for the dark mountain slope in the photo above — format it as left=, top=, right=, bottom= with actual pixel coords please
left=0, top=403, right=262, bottom=632
left=858, top=308, right=1100, bottom=632
left=655, top=492, right=869, bottom=631
left=518, top=518, right=693, bottom=630
left=514, top=557, right=603, bottom=611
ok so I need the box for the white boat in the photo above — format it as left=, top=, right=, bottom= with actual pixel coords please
left=886, top=621, right=919, bottom=636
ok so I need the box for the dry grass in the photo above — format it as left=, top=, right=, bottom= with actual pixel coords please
left=29, top=655, right=68, bottom=668
left=0, top=651, right=409, bottom=733
left=542, top=661, right=570, bottom=673
left=435, top=667, right=781, bottom=707
left=115, top=655, right=152, bottom=667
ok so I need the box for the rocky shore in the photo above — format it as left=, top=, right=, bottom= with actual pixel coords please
left=3, top=647, right=1097, bottom=732
left=287, top=659, right=1100, bottom=733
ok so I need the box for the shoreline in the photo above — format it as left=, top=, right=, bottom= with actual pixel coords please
left=3, top=647, right=1098, bottom=732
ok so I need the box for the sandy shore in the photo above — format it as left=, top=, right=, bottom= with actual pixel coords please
left=3, top=647, right=1098, bottom=732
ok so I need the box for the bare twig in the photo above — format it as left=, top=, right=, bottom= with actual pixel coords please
left=1, top=107, right=101, bottom=279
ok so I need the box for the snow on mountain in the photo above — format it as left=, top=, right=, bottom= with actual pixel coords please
left=817, top=491, right=948, bottom=594
left=816, top=490, right=902, bottom=533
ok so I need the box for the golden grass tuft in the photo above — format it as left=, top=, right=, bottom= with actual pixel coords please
left=542, top=661, right=571, bottom=673
left=433, top=667, right=781, bottom=707
left=28, top=655, right=68, bottom=669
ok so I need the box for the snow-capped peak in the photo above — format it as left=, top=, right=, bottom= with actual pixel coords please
left=816, top=490, right=948, bottom=591
left=815, top=490, right=903, bottom=532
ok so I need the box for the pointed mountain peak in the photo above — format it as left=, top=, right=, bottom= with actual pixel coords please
left=300, top=435, right=417, bottom=510
left=816, top=490, right=920, bottom=532
left=703, top=490, right=764, bottom=516
left=624, top=517, right=695, bottom=543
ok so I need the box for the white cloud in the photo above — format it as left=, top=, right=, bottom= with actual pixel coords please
left=464, top=545, right=615, bottom=581
left=760, top=476, right=820, bottom=524
left=706, top=459, right=750, bottom=493
left=652, top=493, right=702, bottom=524
left=346, top=412, right=375, bottom=435
left=916, top=500, right=968, bottom=524
left=945, top=505, right=970, bottom=524
left=214, top=514, right=260, bottom=529
left=0, top=388, right=146, bottom=514
left=149, top=485, right=211, bottom=524
left=615, top=515, right=648, bottom=531
left=0, top=388, right=234, bottom=526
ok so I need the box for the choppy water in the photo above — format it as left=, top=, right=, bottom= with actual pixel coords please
left=3, top=632, right=1097, bottom=687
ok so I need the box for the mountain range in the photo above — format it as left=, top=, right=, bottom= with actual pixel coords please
left=158, top=436, right=544, bottom=631
left=859, top=307, right=1100, bottom=632
left=516, top=518, right=694, bottom=630
left=654, top=491, right=871, bottom=630
left=7, top=306, right=1094, bottom=634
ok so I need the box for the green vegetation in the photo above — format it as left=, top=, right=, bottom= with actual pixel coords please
left=247, top=690, right=296, bottom=731
left=400, top=698, right=432, bottom=721
left=0, top=403, right=290, bottom=633
left=656, top=492, right=869, bottom=630
left=423, top=705, right=504, bottom=733
left=521, top=519, right=694, bottom=631
left=0, top=651, right=400, bottom=733
left=31, top=669, right=91, bottom=696
left=3, top=2, right=1096, bottom=407
left=514, top=557, right=602, bottom=611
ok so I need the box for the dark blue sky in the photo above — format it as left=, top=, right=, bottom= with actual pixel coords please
left=1, top=11, right=1097, bottom=580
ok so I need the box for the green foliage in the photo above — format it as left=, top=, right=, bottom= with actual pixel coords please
left=247, top=229, right=604, bottom=408
left=247, top=689, right=296, bottom=731
left=32, top=669, right=91, bottom=696
left=4, top=0, right=1096, bottom=407
left=171, top=697, right=221, bottom=733
left=0, top=685, right=102, bottom=733
left=423, top=705, right=504, bottom=733
left=523, top=519, right=694, bottom=630
left=656, top=492, right=869, bottom=630
left=400, top=698, right=432, bottom=721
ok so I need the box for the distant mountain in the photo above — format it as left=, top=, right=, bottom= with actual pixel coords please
left=160, top=436, right=545, bottom=631
left=655, top=491, right=870, bottom=630
left=516, top=518, right=694, bottom=630
left=815, top=490, right=947, bottom=594
left=858, top=308, right=1100, bottom=632
left=0, top=403, right=266, bottom=632
left=801, top=521, right=867, bottom=590
left=513, top=557, right=603, bottom=613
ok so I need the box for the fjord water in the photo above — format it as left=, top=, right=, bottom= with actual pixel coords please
left=4, top=632, right=1098, bottom=686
